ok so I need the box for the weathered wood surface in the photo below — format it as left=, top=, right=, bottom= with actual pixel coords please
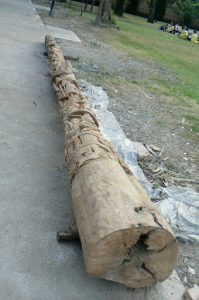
left=45, top=35, right=178, bottom=288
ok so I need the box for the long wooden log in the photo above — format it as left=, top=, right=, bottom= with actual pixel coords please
left=45, top=35, right=178, bottom=288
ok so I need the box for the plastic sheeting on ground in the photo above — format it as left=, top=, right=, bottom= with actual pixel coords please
left=79, top=79, right=199, bottom=242
left=157, top=186, right=199, bottom=242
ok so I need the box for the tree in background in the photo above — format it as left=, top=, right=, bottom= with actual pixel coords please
left=173, top=0, right=199, bottom=26
left=49, top=0, right=55, bottom=16
left=114, top=0, right=126, bottom=16
left=146, top=0, right=159, bottom=23
left=95, top=0, right=113, bottom=24
left=125, top=0, right=167, bottom=20
left=155, top=0, right=168, bottom=21
left=125, top=0, right=140, bottom=14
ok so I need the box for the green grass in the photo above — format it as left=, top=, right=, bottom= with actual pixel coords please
left=67, top=8, right=199, bottom=106
left=103, top=15, right=199, bottom=104
left=64, top=4, right=199, bottom=135
left=185, top=115, right=199, bottom=134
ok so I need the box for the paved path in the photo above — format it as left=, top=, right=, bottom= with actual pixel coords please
left=0, top=1, right=184, bottom=299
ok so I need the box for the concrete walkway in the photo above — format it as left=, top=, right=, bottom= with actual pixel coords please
left=0, top=1, right=184, bottom=299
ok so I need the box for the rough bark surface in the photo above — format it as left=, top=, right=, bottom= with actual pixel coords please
left=45, top=35, right=178, bottom=288
left=95, top=0, right=112, bottom=24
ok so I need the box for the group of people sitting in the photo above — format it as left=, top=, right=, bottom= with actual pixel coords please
left=159, top=23, right=199, bottom=44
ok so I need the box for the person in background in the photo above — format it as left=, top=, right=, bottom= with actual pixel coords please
left=159, top=24, right=165, bottom=31
left=190, top=30, right=199, bottom=44
left=167, top=22, right=175, bottom=34
left=159, top=23, right=169, bottom=31
left=179, top=26, right=188, bottom=40
left=178, top=25, right=182, bottom=34
left=174, top=24, right=182, bottom=35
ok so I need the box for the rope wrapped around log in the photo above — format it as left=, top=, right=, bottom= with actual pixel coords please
left=45, top=35, right=178, bottom=288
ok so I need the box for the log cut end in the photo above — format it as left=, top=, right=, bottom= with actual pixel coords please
left=72, top=160, right=178, bottom=288
left=86, top=227, right=178, bottom=288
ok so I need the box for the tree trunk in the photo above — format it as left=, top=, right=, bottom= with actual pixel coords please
left=68, top=0, right=72, bottom=8
left=126, top=0, right=140, bottom=14
left=45, top=35, right=178, bottom=288
left=84, top=0, right=88, bottom=11
left=95, top=0, right=112, bottom=24
left=115, top=0, right=125, bottom=17
left=154, top=0, right=167, bottom=21
left=49, top=0, right=55, bottom=16
left=148, top=0, right=158, bottom=23
left=90, top=0, right=96, bottom=12
left=81, top=0, right=84, bottom=15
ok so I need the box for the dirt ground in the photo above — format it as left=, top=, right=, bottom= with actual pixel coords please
left=33, top=0, right=199, bottom=289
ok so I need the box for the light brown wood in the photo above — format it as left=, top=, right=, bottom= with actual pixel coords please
left=45, top=35, right=178, bottom=288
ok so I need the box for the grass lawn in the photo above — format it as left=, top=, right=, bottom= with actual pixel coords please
left=107, top=15, right=199, bottom=103
left=66, top=3, right=199, bottom=135
left=103, top=15, right=199, bottom=134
